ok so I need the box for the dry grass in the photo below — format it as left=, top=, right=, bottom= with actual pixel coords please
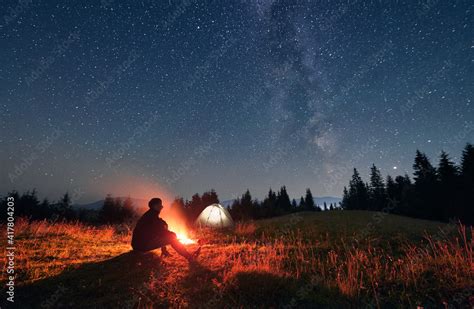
left=1, top=218, right=130, bottom=284
left=1, top=212, right=472, bottom=308
left=197, top=226, right=472, bottom=308
left=234, top=221, right=257, bottom=236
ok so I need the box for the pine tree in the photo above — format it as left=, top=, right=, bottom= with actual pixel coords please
left=262, top=188, right=277, bottom=217
left=298, top=196, right=305, bottom=211
left=413, top=150, right=438, bottom=184
left=240, top=189, right=254, bottom=220
left=276, top=186, right=292, bottom=214
left=100, top=194, right=118, bottom=224
left=304, top=188, right=315, bottom=211
left=341, top=187, right=350, bottom=209
left=412, top=150, right=439, bottom=220
left=188, top=193, right=203, bottom=221
left=347, top=168, right=369, bottom=210
left=19, top=189, right=41, bottom=219
left=393, top=175, right=413, bottom=216
left=437, top=151, right=459, bottom=221
left=202, top=190, right=219, bottom=206
left=57, top=193, right=75, bottom=220
left=230, top=198, right=242, bottom=221
left=438, top=151, right=458, bottom=183
left=40, top=198, right=52, bottom=219
left=368, top=164, right=386, bottom=211
left=386, top=175, right=398, bottom=211
left=461, top=143, right=474, bottom=183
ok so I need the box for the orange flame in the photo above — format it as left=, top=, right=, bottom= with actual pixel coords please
left=160, top=199, right=196, bottom=245
left=176, top=233, right=196, bottom=245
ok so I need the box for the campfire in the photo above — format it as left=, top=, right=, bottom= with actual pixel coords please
left=176, top=232, right=196, bottom=245
left=160, top=204, right=196, bottom=245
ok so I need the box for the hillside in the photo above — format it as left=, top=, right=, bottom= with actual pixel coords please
left=2, top=211, right=472, bottom=308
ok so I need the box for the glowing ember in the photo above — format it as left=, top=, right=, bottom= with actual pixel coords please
left=177, top=233, right=196, bottom=245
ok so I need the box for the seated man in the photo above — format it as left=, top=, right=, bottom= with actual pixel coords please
left=131, top=197, right=200, bottom=262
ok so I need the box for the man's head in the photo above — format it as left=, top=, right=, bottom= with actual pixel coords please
left=148, top=198, right=163, bottom=212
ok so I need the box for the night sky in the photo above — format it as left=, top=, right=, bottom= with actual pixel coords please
left=1, top=1, right=472, bottom=203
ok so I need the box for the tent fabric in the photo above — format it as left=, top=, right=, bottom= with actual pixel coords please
left=195, top=204, right=234, bottom=228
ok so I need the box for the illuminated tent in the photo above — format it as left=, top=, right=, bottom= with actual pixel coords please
left=195, top=203, right=234, bottom=228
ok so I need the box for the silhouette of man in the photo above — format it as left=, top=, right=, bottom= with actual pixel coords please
left=131, top=198, right=200, bottom=262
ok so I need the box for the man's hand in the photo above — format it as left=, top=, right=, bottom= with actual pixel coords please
left=161, top=247, right=171, bottom=257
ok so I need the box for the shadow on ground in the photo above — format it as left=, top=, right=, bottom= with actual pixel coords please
left=14, top=251, right=167, bottom=308
left=220, top=271, right=352, bottom=308
left=13, top=251, right=223, bottom=308
left=12, top=251, right=352, bottom=308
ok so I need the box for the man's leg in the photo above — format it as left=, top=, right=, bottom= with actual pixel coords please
left=165, top=232, right=199, bottom=261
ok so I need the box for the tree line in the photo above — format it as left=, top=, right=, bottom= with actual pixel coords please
left=169, top=187, right=339, bottom=224
left=0, top=186, right=338, bottom=225
left=341, top=143, right=474, bottom=224
left=2, top=144, right=471, bottom=226
left=228, top=187, right=331, bottom=221
left=0, top=191, right=140, bottom=225
left=0, top=190, right=76, bottom=222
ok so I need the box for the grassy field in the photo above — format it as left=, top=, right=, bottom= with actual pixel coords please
left=1, top=211, right=472, bottom=308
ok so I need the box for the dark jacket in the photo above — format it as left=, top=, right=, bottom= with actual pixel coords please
left=131, top=209, right=168, bottom=251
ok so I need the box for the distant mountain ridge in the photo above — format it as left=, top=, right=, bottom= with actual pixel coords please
left=314, top=196, right=342, bottom=207
left=73, top=197, right=148, bottom=211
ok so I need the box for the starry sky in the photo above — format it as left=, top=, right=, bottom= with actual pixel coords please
left=1, top=0, right=473, bottom=203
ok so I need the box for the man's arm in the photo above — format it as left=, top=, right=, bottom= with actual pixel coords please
left=150, top=216, right=168, bottom=233
left=159, top=218, right=169, bottom=231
